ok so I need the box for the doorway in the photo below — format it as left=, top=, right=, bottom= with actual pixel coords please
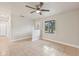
left=0, top=21, right=8, bottom=37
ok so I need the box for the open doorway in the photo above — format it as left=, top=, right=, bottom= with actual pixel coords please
left=0, top=21, right=8, bottom=37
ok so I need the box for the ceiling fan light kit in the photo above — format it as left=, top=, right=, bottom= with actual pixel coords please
left=36, top=10, right=41, bottom=13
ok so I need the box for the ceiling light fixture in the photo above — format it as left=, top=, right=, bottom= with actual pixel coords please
left=36, top=10, right=41, bottom=13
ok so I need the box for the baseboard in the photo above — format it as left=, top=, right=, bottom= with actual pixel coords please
left=11, top=36, right=32, bottom=42
left=43, top=37, right=79, bottom=48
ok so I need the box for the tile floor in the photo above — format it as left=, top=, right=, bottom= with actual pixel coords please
left=0, top=37, right=79, bottom=56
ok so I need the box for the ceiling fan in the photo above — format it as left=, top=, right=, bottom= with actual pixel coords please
left=25, top=2, right=50, bottom=15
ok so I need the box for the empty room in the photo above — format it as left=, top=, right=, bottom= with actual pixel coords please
left=0, top=2, right=79, bottom=56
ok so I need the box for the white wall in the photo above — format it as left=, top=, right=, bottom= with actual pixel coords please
left=35, top=9, right=79, bottom=47
left=11, top=14, right=32, bottom=41
left=55, top=10, right=79, bottom=46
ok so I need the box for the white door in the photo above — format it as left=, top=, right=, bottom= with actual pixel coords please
left=32, top=29, right=40, bottom=41
left=0, top=22, right=7, bottom=36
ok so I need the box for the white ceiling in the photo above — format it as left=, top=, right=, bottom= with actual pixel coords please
left=0, top=2, right=79, bottom=19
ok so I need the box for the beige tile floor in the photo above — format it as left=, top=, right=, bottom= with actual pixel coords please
left=0, top=37, right=79, bottom=56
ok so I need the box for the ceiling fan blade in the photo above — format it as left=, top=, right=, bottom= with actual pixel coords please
left=41, top=9, right=50, bottom=12
left=30, top=11, right=36, bottom=13
left=40, top=2, right=43, bottom=7
left=25, top=5, right=36, bottom=9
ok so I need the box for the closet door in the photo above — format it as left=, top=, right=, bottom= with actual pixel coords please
left=0, top=22, right=7, bottom=36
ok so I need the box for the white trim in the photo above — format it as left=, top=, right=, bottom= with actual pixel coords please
left=43, top=37, right=79, bottom=48
left=11, top=36, right=32, bottom=42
